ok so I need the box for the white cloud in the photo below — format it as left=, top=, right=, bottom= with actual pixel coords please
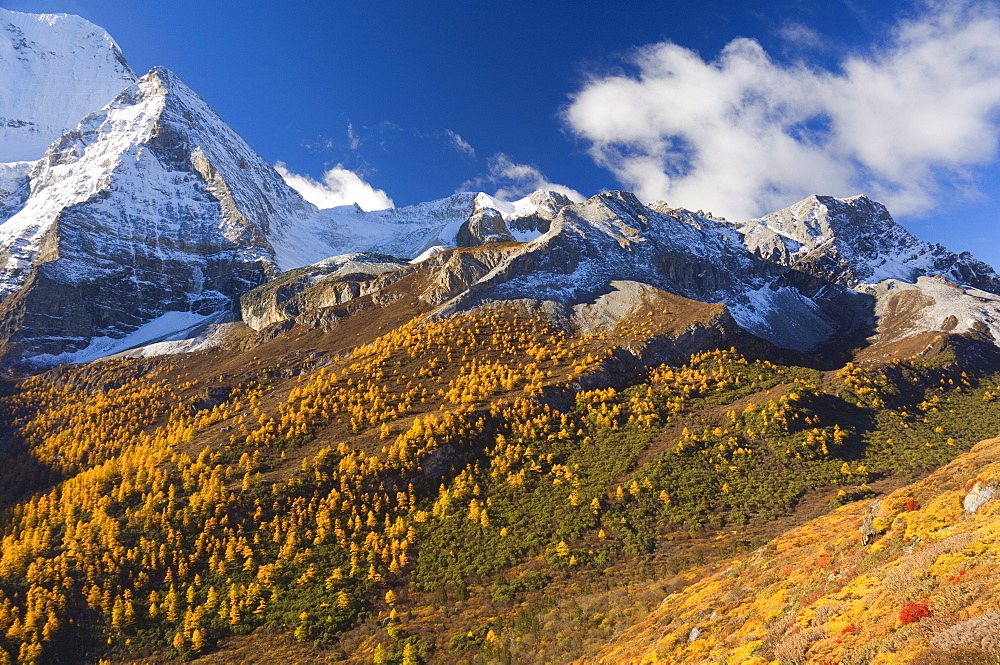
left=346, top=123, right=361, bottom=151
left=460, top=153, right=585, bottom=202
left=443, top=129, right=475, bottom=157
left=565, top=1, right=1000, bottom=220
left=275, top=162, right=394, bottom=211
left=775, top=21, right=824, bottom=50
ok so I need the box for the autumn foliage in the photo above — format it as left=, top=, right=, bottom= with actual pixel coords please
left=0, top=306, right=996, bottom=663
left=900, top=600, right=932, bottom=626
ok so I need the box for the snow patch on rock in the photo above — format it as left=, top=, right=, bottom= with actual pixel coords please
left=27, top=310, right=222, bottom=367
left=729, top=283, right=840, bottom=352
left=864, top=276, right=1000, bottom=343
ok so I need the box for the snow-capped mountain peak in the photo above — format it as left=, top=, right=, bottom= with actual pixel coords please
left=0, top=62, right=335, bottom=364
left=737, top=194, right=999, bottom=290
left=0, top=8, right=136, bottom=162
left=2, top=8, right=1000, bottom=370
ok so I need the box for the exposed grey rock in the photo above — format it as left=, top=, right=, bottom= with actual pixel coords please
left=240, top=252, right=408, bottom=330
left=864, top=276, right=1000, bottom=346
left=861, top=499, right=884, bottom=546
left=507, top=190, right=574, bottom=236
left=239, top=245, right=520, bottom=331
left=964, top=481, right=996, bottom=515
left=6, top=4, right=1000, bottom=369
left=236, top=189, right=1000, bottom=361
left=455, top=207, right=513, bottom=246
left=433, top=191, right=869, bottom=352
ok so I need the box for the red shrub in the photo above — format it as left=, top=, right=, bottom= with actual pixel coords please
left=900, top=601, right=933, bottom=625
left=905, top=499, right=921, bottom=511
left=946, top=570, right=967, bottom=584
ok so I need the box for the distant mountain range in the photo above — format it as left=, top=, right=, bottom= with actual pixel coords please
left=1, top=7, right=1000, bottom=370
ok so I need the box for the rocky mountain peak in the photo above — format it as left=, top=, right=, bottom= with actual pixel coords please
left=754, top=193, right=892, bottom=247
left=737, top=193, right=999, bottom=291
left=456, top=207, right=512, bottom=247
left=582, top=189, right=645, bottom=212
left=527, top=189, right=574, bottom=214
left=1, top=9, right=999, bottom=370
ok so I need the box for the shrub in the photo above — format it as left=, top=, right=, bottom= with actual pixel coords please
left=491, top=571, right=551, bottom=602
left=930, top=610, right=1000, bottom=656
left=909, top=647, right=997, bottom=665
left=899, top=601, right=932, bottom=626
left=774, top=627, right=825, bottom=665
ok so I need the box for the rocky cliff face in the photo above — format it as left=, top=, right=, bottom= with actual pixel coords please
left=455, top=207, right=513, bottom=247
left=239, top=244, right=524, bottom=332
left=248, top=191, right=1000, bottom=358
left=237, top=190, right=579, bottom=334
left=246, top=192, right=860, bottom=353
left=431, top=191, right=868, bottom=352
left=240, top=253, right=410, bottom=331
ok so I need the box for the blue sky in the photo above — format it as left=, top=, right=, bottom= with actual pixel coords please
left=8, top=0, right=1000, bottom=267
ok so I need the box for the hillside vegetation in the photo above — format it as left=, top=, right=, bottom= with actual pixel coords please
left=589, top=434, right=1000, bottom=665
left=0, top=305, right=997, bottom=663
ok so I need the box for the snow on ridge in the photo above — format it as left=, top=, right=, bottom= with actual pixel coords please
left=0, top=60, right=332, bottom=362
left=0, top=8, right=136, bottom=162
left=0, top=69, right=209, bottom=297
left=728, top=283, right=838, bottom=352
left=410, top=246, right=448, bottom=264
left=269, top=188, right=570, bottom=277
left=735, top=193, right=998, bottom=288
left=0, top=64, right=327, bottom=296
left=7, top=3, right=996, bottom=363
left=473, top=190, right=564, bottom=222
left=864, top=276, right=1000, bottom=343
left=300, top=190, right=550, bottom=265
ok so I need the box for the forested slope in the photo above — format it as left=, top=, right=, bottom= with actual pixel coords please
left=0, top=305, right=997, bottom=663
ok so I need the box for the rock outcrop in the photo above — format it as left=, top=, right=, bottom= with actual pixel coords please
left=434, top=191, right=869, bottom=352
left=455, top=207, right=514, bottom=246
left=240, top=253, right=409, bottom=330
left=242, top=191, right=1000, bottom=357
